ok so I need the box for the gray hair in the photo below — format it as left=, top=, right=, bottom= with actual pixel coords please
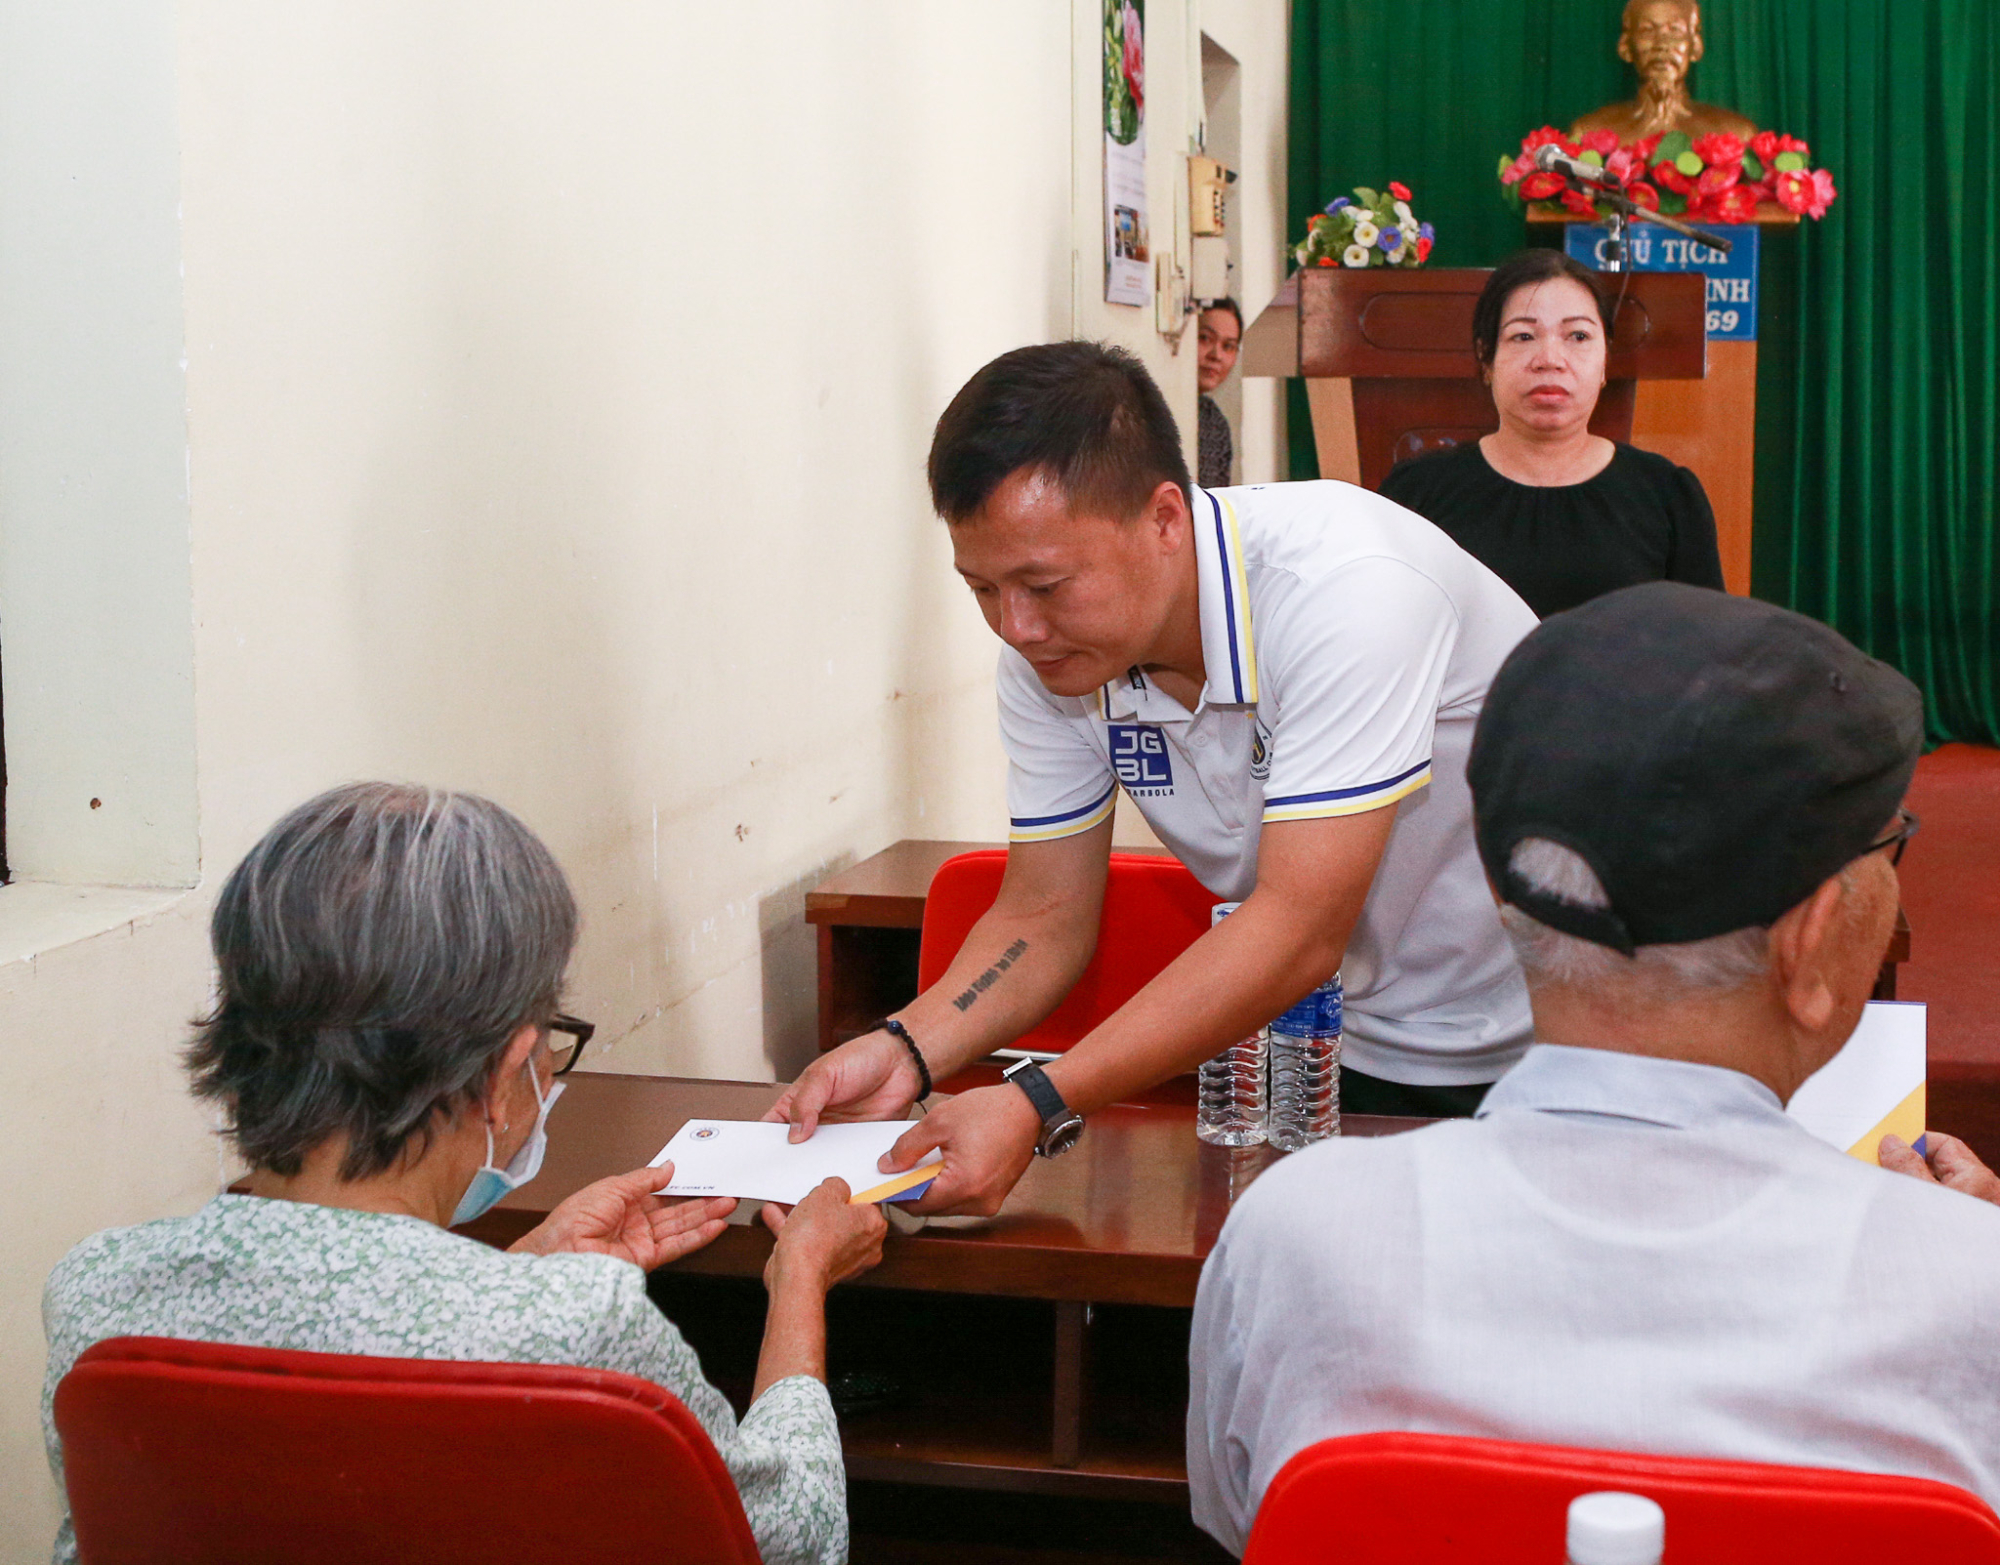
left=1499, top=838, right=1771, bottom=996
left=186, top=782, right=578, bottom=1179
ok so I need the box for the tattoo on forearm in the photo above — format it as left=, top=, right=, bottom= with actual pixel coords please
left=951, top=939, right=1029, bottom=1013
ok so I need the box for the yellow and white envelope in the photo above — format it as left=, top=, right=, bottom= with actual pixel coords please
left=1786, top=1000, right=1927, bottom=1164
left=650, top=1119, right=941, bottom=1205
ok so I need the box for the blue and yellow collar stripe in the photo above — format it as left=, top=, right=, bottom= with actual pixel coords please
left=1262, top=760, right=1432, bottom=823
left=1199, top=488, right=1258, bottom=707
left=1009, top=779, right=1119, bottom=842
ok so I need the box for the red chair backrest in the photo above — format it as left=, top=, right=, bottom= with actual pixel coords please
left=917, top=849, right=1216, bottom=1055
left=54, top=1335, right=761, bottom=1565
left=1241, top=1431, right=2000, bottom=1565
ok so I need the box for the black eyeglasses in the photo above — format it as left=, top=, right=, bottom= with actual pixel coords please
left=1864, top=808, right=1921, bottom=868
left=545, top=1014, right=595, bottom=1076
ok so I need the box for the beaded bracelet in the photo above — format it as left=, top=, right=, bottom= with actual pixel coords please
left=879, top=1018, right=933, bottom=1102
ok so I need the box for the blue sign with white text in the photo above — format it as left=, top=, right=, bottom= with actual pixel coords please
left=1564, top=222, right=1760, bottom=341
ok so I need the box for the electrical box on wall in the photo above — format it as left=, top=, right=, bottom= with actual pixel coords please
left=1189, top=155, right=1235, bottom=237
left=1190, top=236, right=1230, bottom=303
left=1188, top=154, right=1235, bottom=305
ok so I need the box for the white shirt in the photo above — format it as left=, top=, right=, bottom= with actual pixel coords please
left=999, top=481, right=1539, bottom=1084
left=1187, top=1045, right=2000, bottom=1556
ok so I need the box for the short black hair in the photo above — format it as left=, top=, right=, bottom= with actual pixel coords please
left=1472, top=250, right=1612, bottom=368
left=927, top=341, right=1191, bottom=523
left=1201, top=297, right=1243, bottom=333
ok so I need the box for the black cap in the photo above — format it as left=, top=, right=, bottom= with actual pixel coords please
left=1469, top=583, right=1923, bottom=954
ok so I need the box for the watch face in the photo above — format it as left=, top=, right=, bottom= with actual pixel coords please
left=1039, top=1114, right=1086, bottom=1159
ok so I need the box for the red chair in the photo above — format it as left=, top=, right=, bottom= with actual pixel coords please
left=53, top=1335, right=761, bottom=1565
left=918, top=849, right=1217, bottom=1085
left=1240, top=1431, right=2000, bottom=1564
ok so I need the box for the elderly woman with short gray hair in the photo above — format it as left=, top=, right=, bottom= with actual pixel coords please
left=40, top=782, right=883, bottom=1565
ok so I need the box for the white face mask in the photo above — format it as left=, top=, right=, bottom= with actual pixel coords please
left=450, top=1061, right=564, bottom=1227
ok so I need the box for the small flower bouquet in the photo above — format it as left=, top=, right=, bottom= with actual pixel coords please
left=1296, top=181, right=1435, bottom=269
left=1497, top=126, right=1837, bottom=223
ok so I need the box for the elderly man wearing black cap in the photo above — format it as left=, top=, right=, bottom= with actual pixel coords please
left=1187, top=583, right=2000, bottom=1556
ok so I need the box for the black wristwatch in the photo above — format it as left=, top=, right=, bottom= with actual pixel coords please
left=1001, top=1058, right=1086, bottom=1158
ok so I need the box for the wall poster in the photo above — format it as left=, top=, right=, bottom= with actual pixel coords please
left=1103, top=0, right=1149, bottom=306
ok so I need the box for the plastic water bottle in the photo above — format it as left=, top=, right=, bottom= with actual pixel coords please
left=1197, top=903, right=1267, bottom=1147
left=1565, top=1491, right=1664, bottom=1565
left=1267, top=971, right=1340, bottom=1151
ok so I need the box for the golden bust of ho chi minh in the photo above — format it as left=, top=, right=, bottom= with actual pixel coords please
left=1571, top=0, right=1757, bottom=142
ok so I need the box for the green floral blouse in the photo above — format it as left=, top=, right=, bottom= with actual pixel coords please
left=42, top=1194, right=845, bottom=1565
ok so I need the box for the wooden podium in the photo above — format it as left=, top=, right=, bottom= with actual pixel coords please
left=1242, top=266, right=1713, bottom=547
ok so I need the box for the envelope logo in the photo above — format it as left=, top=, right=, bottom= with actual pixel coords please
left=692, top=1127, right=719, bottom=1140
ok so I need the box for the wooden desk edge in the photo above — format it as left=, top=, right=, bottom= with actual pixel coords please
left=463, top=1204, right=1205, bottom=1306
left=804, top=895, right=928, bottom=929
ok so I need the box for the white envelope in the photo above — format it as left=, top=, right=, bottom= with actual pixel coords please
left=1786, top=1000, right=1927, bottom=1164
left=650, top=1118, right=941, bottom=1205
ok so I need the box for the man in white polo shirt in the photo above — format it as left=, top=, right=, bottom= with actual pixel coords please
left=773, top=341, right=1537, bottom=1214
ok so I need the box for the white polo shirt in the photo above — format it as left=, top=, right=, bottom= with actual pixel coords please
left=998, top=481, right=1537, bottom=1085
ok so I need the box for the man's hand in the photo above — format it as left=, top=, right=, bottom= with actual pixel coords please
left=765, top=1031, right=922, bottom=1142
left=876, top=1083, right=1043, bottom=1217
left=510, top=1163, right=737, bottom=1268
left=761, top=1177, right=890, bottom=1293
left=1880, top=1132, right=2000, bottom=1207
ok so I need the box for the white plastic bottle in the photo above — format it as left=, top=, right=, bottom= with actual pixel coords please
left=1196, top=903, right=1267, bottom=1147
left=1266, top=971, right=1340, bottom=1152
left=1565, top=1491, right=1664, bottom=1565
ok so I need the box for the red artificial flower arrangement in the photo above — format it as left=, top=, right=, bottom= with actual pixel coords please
left=1498, top=125, right=1836, bottom=223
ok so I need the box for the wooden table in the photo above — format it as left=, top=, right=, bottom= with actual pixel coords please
left=807, top=841, right=1916, bottom=1044
left=460, top=1072, right=1425, bottom=1500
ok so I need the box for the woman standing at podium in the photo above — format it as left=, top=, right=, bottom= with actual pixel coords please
left=1379, top=248, right=1723, bottom=618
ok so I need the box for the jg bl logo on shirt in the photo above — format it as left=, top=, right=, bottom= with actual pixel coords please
left=1110, top=725, right=1174, bottom=795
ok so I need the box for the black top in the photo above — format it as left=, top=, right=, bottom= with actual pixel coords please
left=1378, top=440, right=1725, bottom=618
left=1198, top=394, right=1233, bottom=489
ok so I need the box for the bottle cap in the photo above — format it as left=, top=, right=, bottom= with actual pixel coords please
left=1211, top=901, right=1239, bottom=926
left=1566, top=1492, right=1664, bottom=1565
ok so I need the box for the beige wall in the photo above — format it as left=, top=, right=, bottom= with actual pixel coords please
left=0, top=2, right=1286, bottom=1551
left=0, top=0, right=198, bottom=890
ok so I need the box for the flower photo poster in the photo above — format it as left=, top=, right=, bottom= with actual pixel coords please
left=1103, top=0, right=1149, bottom=306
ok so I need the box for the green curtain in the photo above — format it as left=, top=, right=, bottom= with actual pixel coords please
left=1289, top=0, right=1999, bottom=745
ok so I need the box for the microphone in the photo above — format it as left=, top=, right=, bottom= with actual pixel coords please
left=1534, top=143, right=1618, bottom=187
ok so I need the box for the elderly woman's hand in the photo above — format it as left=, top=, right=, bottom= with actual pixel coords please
left=510, top=1163, right=738, bottom=1269
left=744, top=1178, right=890, bottom=1399
left=760, top=1177, right=889, bottom=1295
